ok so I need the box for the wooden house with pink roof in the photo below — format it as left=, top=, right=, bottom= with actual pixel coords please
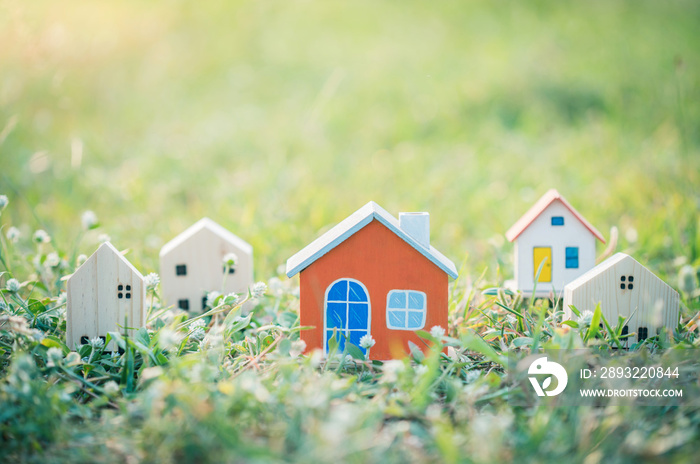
left=505, top=189, right=606, bottom=297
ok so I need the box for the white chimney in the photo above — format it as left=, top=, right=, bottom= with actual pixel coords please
left=399, top=212, right=430, bottom=248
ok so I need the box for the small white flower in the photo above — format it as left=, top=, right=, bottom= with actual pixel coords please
left=45, top=252, right=60, bottom=268
left=430, top=325, right=446, bottom=338
left=97, top=233, right=110, bottom=243
left=33, top=229, right=50, bottom=244
left=0, top=301, right=7, bottom=311
left=90, top=337, right=105, bottom=349
left=56, top=292, right=67, bottom=307
left=144, top=272, right=160, bottom=291
left=31, top=329, right=45, bottom=342
left=81, top=210, right=98, bottom=230
left=205, top=291, right=221, bottom=308
left=103, top=381, right=120, bottom=396
left=381, top=360, right=405, bottom=383
left=359, top=334, right=376, bottom=349
left=6, top=278, right=21, bottom=293
left=290, top=339, right=306, bottom=357
left=223, top=292, right=239, bottom=305
left=250, top=282, right=267, bottom=299
left=0, top=194, right=8, bottom=210
left=415, top=364, right=429, bottom=376
left=309, top=349, right=324, bottom=368
left=6, top=226, right=20, bottom=243
left=189, top=318, right=206, bottom=329
left=190, top=327, right=205, bottom=341
left=47, top=347, right=63, bottom=366
left=344, top=354, right=354, bottom=364
left=577, top=310, right=594, bottom=327
left=222, top=252, right=238, bottom=267
left=76, top=254, right=87, bottom=267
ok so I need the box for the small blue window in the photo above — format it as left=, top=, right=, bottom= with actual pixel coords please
left=565, top=247, right=579, bottom=268
left=386, top=290, right=427, bottom=330
left=551, top=216, right=565, bottom=226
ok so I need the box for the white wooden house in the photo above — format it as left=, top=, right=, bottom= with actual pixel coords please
left=66, top=242, right=146, bottom=350
left=505, top=189, right=606, bottom=297
left=159, top=218, right=253, bottom=312
left=563, top=253, right=680, bottom=345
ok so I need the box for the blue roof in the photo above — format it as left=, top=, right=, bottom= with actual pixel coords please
left=286, top=201, right=459, bottom=279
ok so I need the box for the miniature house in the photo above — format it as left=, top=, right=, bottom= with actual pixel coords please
left=564, top=253, right=680, bottom=345
left=286, top=201, right=458, bottom=360
left=66, top=242, right=146, bottom=350
left=160, top=218, right=253, bottom=312
left=505, top=189, right=606, bottom=297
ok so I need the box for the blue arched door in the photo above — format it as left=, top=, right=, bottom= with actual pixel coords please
left=324, top=279, right=370, bottom=355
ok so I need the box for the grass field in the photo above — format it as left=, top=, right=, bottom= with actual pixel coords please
left=1, top=1, right=700, bottom=462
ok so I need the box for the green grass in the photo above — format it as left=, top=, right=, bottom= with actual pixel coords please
left=1, top=0, right=700, bottom=462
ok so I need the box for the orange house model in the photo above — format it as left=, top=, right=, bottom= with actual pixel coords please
left=286, top=201, right=458, bottom=360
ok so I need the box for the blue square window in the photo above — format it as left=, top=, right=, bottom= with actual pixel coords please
left=565, top=247, right=579, bottom=268
left=551, top=216, right=565, bottom=226
left=386, top=290, right=427, bottom=330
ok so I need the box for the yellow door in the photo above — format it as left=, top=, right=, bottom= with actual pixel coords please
left=533, top=247, right=552, bottom=283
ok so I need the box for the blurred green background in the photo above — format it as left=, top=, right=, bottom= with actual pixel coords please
left=1, top=0, right=698, bottom=281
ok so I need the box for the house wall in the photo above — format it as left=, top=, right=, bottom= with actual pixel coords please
left=160, top=227, right=254, bottom=312
left=67, top=244, right=145, bottom=350
left=563, top=258, right=680, bottom=339
left=515, top=201, right=597, bottom=296
left=299, top=220, right=448, bottom=360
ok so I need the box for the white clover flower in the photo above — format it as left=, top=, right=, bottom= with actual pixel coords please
left=47, top=347, right=63, bottom=366
left=6, top=226, right=20, bottom=243
left=381, top=360, right=405, bottom=383
left=6, top=278, right=21, bottom=293
left=415, top=364, right=429, bottom=376
left=430, top=325, right=446, bottom=338
left=144, top=272, right=160, bottom=291
left=267, top=277, right=283, bottom=296
left=31, top=329, right=45, bottom=342
left=157, top=329, right=181, bottom=351
left=45, top=252, right=60, bottom=268
left=309, top=348, right=324, bottom=368
left=344, top=354, right=354, bottom=364
left=222, top=252, right=238, bottom=267
left=359, top=334, right=376, bottom=349
left=577, top=310, right=594, bottom=327
left=76, top=254, right=87, bottom=267
left=90, top=337, right=105, bottom=349
left=103, top=381, right=120, bottom=396
left=33, top=229, right=51, bottom=244
left=97, top=233, right=110, bottom=243
left=81, top=210, right=98, bottom=230
left=250, top=282, right=267, bottom=299
left=0, top=301, right=7, bottom=311
left=290, top=339, right=306, bottom=357
left=0, top=194, right=8, bottom=210
left=205, top=291, right=221, bottom=308
left=190, top=327, right=206, bottom=341
left=189, top=318, right=206, bottom=329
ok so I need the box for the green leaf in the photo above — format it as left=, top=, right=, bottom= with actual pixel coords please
left=584, top=304, right=603, bottom=342
left=561, top=320, right=579, bottom=328
left=460, top=331, right=505, bottom=366
left=346, top=343, right=365, bottom=360
left=512, top=337, right=533, bottom=347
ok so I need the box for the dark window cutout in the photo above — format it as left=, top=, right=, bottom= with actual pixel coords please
left=620, top=275, right=634, bottom=290
left=621, top=325, right=629, bottom=347
left=126, top=292, right=131, bottom=299
left=638, top=326, right=648, bottom=342
left=202, top=296, right=208, bottom=310
left=126, top=285, right=131, bottom=291
left=176, top=264, right=187, bottom=276
left=118, top=346, right=125, bottom=355
left=118, top=292, right=123, bottom=299
left=80, top=335, right=89, bottom=345
left=223, top=266, right=236, bottom=275
left=178, top=299, right=190, bottom=311
left=551, top=216, right=565, bottom=226
left=118, top=284, right=124, bottom=290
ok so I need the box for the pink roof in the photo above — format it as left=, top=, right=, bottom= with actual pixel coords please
left=505, top=189, right=606, bottom=243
